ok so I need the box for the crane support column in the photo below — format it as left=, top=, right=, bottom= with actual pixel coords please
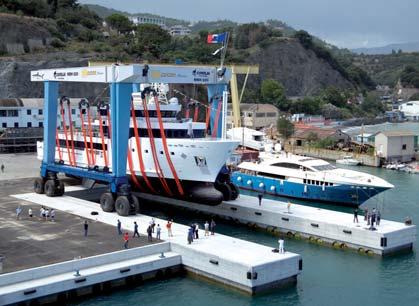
left=41, top=81, right=59, bottom=177
left=109, top=82, right=134, bottom=193
left=208, top=84, right=228, bottom=138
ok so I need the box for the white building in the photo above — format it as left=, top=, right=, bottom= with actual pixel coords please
left=169, top=25, right=191, bottom=37
left=375, top=131, right=416, bottom=163
left=0, top=98, right=83, bottom=130
left=398, top=101, right=419, bottom=121
left=129, top=15, right=167, bottom=29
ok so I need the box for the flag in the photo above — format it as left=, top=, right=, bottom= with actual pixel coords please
left=207, top=32, right=227, bottom=44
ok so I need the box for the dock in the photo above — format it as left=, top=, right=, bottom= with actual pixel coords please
left=7, top=187, right=302, bottom=304
left=132, top=192, right=416, bottom=256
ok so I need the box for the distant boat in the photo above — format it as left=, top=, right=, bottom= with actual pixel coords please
left=231, top=151, right=394, bottom=206
left=226, top=127, right=273, bottom=151
left=336, top=156, right=361, bottom=166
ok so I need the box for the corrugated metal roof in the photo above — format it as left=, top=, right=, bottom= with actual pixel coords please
left=377, top=131, right=416, bottom=137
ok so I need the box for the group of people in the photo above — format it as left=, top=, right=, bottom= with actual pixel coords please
left=187, top=220, right=216, bottom=244
left=118, top=218, right=171, bottom=249
left=353, top=207, right=381, bottom=229
left=15, top=205, right=55, bottom=222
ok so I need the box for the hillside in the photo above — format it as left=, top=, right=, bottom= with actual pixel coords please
left=352, top=41, right=419, bottom=55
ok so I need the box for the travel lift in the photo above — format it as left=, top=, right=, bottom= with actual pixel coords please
left=30, top=64, right=232, bottom=216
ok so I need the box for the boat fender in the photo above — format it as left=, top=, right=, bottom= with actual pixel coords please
left=316, top=238, right=323, bottom=245
left=322, top=184, right=325, bottom=192
left=340, top=243, right=347, bottom=249
left=270, top=186, right=276, bottom=191
left=366, top=250, right=374, bottom=256
left=247, top=180, right=252, bottom=185
left=332, top=241, right=340, bottom=249
left=304, top=185, right=307, bottom=193
left=280, top=180, right=284, bottom=186
left=237, top=176, right=242, bottom=182
left=358, top=248, right=365, bottom=254
left=259, top=182, right=264, bottom=188
left=286, top=231, right=294, bottom=238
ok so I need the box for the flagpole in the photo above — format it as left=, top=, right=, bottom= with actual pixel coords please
left=220, top=32, right=229, bottom=69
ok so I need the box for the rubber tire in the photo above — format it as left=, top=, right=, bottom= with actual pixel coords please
left=100, top=193, right=115, bottom=212
left=217, top=183, right=232, bottom=201
left=228, top=182, right=240, bottom=200
left=34, top=178, right=45, bottom=194
left=131, top=195, right=140, bottom=214
left=56, top=181, right=65, bottom=196
left=115, top=196, right=130, bottom=216
left=45, top=180, right=57, bottom=197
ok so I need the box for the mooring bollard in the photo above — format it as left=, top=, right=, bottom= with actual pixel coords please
left=279, top=239, right=285, bottom=254
left=73, top=256, right=82, bottom=277
left=159, top=252, right=165, bottom=258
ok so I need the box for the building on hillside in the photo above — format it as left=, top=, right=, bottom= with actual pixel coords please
left=129, top=15, right=167, bottom=29
left=355, top=133, right=376, bottom=144
left=398, top=101, right=419, bottom=121
left=226, top=104, right=279, bottom=129
left=0, top=98, right=83, bottom=130
left=289, top=127, right=351, bottom=147
left=375, top=131, right=416, bottom=163
left=169, top=25, right=191, bottom=36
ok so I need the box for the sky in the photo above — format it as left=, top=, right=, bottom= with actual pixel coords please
left=79, top=0, right=419, bottom=49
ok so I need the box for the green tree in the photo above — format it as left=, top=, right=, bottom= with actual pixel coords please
left=294, top=30, right=313, bottom=48
left=261, top=79, right=288, bottom=110
left=106, top=13, right=133, bottom=34
left=277, top=117, right=294, bottom=139
left=320, top=87, right=346, bottom=108
left=361, top=92, right=384, bottom=116
left=133, top=24, right=171, bottom=59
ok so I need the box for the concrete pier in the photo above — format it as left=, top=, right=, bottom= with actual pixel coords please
left=132, top=193, right=416, bottom=256
left=10, top=188, right=302, bottom=301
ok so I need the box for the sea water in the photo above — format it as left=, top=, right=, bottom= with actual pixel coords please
left=74, top=163, right=419, bottom=306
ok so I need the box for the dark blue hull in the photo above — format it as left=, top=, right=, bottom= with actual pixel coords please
left=231, top=172, right=389, bottom=207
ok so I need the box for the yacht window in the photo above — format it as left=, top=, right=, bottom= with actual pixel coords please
left=271, top=162, right=301, bottom=170
left=311, top=164, right=337, bottom=171
left=258, top=172, right=286, bottom=180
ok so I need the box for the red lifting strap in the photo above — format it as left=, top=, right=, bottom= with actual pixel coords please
left=97, top=109, right=109, bottom=168
left=86, top=109, right=96, bottom=165
left=127, top=145, right=146, bottom=192
left=79, top=106, right=92, bottom=167
left=66, top=100, right=76, bottom=166
left=205, top=105, right=211, bottom=134
left=193, top=103, right=199, bottom=122
left=142, top=96, right=173, bottom=196
left=212, top=100, right=222, bottom=138
left=130, top=100, right=156, bottom=193
left=59, top=101, right=74, bottom=166
left=55, top=129, right=63, bottom=162
left=153, top=95, right=184, bottom=196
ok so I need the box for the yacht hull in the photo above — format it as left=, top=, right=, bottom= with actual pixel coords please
left=231, top=172, right=390, bottom=206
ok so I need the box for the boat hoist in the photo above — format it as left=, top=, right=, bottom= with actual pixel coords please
left=31, top=64, right=232, bottom=216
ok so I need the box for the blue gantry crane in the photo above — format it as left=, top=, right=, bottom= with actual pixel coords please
left=30, top=64, right=231, bottom=215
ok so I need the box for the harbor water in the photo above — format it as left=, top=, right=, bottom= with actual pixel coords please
left=73, top=163, right=419, bottom=306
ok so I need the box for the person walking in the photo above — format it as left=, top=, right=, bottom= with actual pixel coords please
left=370, top=209, right=376, bottom=230
left=287, top=201, right=291, bottom=214
left=353, top=208, right=359, bottom=223
left=258, top=193, right=263, bottom=206
left=204, top=221, right=209, bottom=237
left=133, top=221, right=140, bottom=237
left=1, top=163, right=4, bottom=173
left=50, top=209, right=55, bottom=222
left=166, top=220, right=173, bottom=237
left=16, top=206, right=22, bottom=220
left=156, top=224, right=161, bottom=240
left=147, top=225, right=152, bottom=242
left=28, top=208, right=33, bottom=218
left=45, top=208, right=49, bottom=221
left=210, top=219, right=216, bottom=235
left=39, top=206, right=44, bottom=220
left=150, top=218, right=156, bottom=233
left=376, top=210, right=381, bottom=226
left=194, top=223, right=199, bottom=239
left=187, top=227, right=194, bottom=244
left=364, top=207, right=368, bottom=222
left=123, top=232, right=129, bottom=249
left=117, top=219, right=122, bottom=235
left=84, top=221, right=88, bottom=237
